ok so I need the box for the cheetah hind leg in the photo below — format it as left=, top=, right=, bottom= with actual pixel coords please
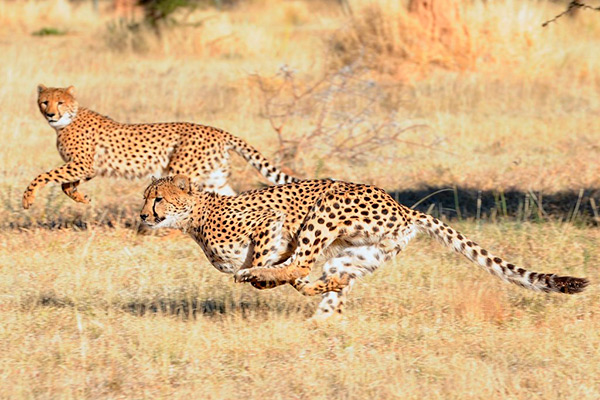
left=301, top=245, right=390, bottom=320
left=308, top=281, right=355, bottom=322
left=290, top=273, right=352, bottom=296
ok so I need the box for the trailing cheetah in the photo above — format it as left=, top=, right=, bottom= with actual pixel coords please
left=140, top=175, right=588, bottom=320
left=23, top=85, right=297, bottom=209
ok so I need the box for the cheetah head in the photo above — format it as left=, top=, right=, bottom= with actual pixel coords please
left=140, top=175, right=195, bottom=230
left=37, top=84, right=79, bottom=129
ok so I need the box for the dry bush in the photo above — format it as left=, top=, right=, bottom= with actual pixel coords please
left=328, top=0, right=600, bottom=79
left=542, top=0, right=600, bottom=27
left=329, top=0, right=474, bottom=79
left=446, top=283, right=512, bottom=324
left=252, top=64, right=439, bottom=176
left=103, top=7, right=243, bottom=54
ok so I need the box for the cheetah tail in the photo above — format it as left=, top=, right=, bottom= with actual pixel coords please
left=227, top=135, right=299, bottom=185
left=413, top=213, right=589, bottom=294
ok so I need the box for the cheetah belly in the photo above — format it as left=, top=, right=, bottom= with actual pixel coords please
left=198, top=237, right=293, bottom=275
left=94, top=144, right=173, bottom=179
left=193, top=237, right=251, bottom=274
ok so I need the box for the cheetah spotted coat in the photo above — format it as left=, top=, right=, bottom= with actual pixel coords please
left=140, top=176, right=588, bottom=320
left=23, top=85, right=297, bottom=209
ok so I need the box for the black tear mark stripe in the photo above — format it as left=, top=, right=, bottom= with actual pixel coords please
left=152, top=187, right=160, bottom=220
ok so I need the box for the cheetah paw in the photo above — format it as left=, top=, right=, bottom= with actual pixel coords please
left=22, top=191, right=35, bottom=210
left=234, top=269, right=254, bottom=283
left=72, top=192, right=91, bottom=204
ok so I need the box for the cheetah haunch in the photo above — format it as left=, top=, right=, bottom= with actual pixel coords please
left=23, top=85, right=297, bottom=209
left=140, top=175, right=588, bottom=320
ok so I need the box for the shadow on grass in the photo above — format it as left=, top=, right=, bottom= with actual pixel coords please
left=28, top=291, right=310, bottom=319
left=6, top=202, right=142, bottom=231
left=390, top=186, right=600, bottom=224
left=6, top=186, right=600, bottom=231
left=122, top=295, right=311, bottom=319
left=123, top=298, right=250, bottom=318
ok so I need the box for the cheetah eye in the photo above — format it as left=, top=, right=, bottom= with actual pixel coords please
left=41, top=101, right=48, bottom=106
left=58, top=101, right=64, bottom=106
left=155, top=197, right=163, bottom=203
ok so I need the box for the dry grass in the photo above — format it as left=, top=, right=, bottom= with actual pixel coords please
left=1, top=223, right=599, bottom=399
left=1, top=0, right=600, bottom=398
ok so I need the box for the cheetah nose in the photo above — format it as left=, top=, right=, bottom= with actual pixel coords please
left=140, top=214, right=148, bottom=221
left=46, top=113, right=55, bottom=118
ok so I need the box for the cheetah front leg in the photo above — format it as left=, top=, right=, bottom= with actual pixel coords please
left=61, top=181, right=91, bottom=204
left=23, top=161, right=95, bottom=209
left=239, top=209, right=351, bottom=292
left=236, top=210, right=292, bottom=290
left=235, top=198, right=341, bottom=285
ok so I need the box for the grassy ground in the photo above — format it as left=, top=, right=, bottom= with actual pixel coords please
left=1, top=223, right=599, bottom=399
left=1, top=0, right=599, bottom=398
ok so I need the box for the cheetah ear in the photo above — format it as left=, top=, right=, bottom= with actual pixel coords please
left=173, top=174, right=191, bottom=193
left=66, top=86, right=76, bottom=96
left=151, top=176, right=157, bottom=183
left=37, top=84, right=47, bottom=94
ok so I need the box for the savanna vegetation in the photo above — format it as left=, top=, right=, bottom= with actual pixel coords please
left=0, top=0, right=599, bottom=398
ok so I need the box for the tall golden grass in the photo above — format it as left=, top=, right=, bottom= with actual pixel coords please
left=1, top=0, right=599, bottom=398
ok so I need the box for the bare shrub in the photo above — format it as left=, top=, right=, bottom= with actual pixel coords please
left=252, top=64, right=436, bottom=177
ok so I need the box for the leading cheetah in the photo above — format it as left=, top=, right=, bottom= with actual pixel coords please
left=140, top=175, right=588, bottom=320
left=23, top=85, right=297, bottom=209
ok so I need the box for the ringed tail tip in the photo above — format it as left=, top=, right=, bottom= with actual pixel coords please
left=552, top=276, right=589, bottom=294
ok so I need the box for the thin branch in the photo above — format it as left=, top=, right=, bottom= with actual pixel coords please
left=542, top=1, right=600, bottom=27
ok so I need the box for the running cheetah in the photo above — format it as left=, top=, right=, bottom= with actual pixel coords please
left=140, top=175, right=588, bottom=320
left=23, top=85, right=297, bottom=209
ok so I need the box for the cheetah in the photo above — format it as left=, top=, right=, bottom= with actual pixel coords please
left=22, top=85, right=297, bottom=209
left=140, top=175, right=588, bottom=320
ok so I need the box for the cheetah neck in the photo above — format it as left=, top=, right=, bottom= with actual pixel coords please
left=173, top=211, right=194, bottom=233
left=49, top=111, right=76, bottom=130
left=185, top=190, right=223, bottom=234
left=52, top=108, right=113, bottom=132
left=50, top=107, right=88, bottom=131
